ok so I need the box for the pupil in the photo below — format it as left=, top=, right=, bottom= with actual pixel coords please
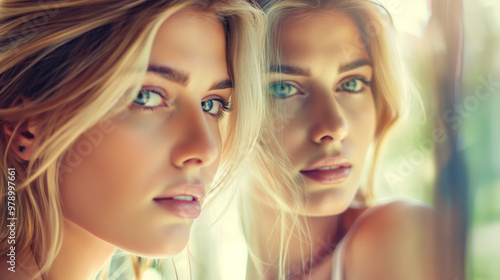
left=279, top=84, right=288, bottom=95
left=203, top=100, right=213, bottom=111
left=136, top=91, right=149, bottom=104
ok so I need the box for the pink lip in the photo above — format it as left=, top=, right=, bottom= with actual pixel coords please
left=154, top=198, right=201, bottom=219
left=153, top=183, right=205, bottom=219
left=300, top=156, right=352, bottom=185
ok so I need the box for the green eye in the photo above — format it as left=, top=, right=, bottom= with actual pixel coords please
left=202, top=100, right=220, bottom=114
left=338, top=78, right=369, bottom=93
left=269, top=82, right=299, bottom=98
left=134, top=89, right=164, bottom=107
left=134, top=90, right=150, bottom=105
left=201, top=98, right=231, bottom=119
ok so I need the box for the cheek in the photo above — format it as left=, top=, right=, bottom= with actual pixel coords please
left=282, top=122, right=303, bottom=159
left=271, top=102, right=308, bottom=158
left=205, top=120, right=224, bottom=175
left=58, top=119, right=167, bottom=232
left=346, top=95, right=377, bottom=155
left=361, top=95, right=377, bottom=141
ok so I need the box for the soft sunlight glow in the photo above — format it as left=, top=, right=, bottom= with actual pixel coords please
left=377, top=0, right=431, bottom=37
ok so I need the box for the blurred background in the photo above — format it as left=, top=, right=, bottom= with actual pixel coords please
left=104, top=0, right=500, bottom=279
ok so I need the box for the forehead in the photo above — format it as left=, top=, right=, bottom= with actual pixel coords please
left=277, top=11, right=368, bottom=65
left=149, top=10, right=227, bottom=76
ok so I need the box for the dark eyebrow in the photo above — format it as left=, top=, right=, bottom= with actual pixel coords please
left=338, top=59, right=372, bottom=74
left=147, top=65, right=189, bottom=86
left=210, top=79, right=233, bottom=90
left=269, top=65, right=311, bottom=77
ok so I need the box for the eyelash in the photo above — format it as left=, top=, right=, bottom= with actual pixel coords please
left=207, top=98, right=232, bottom=119
left=269, top=81, right=303, bottom=99
left=337, top=77, right=372, bottom=93
left=132, top=88, right=232, bottom=119
left=131, top=88, right=167, bottom=111
left=269, top=77, right=371, bottom=99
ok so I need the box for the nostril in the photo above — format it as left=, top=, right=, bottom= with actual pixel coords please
left=183, top=158, right=203, bottom=166
left=320, top=135, right=334, bottom=142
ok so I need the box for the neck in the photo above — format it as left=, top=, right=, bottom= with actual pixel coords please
left=245, top=191, right=342, bottom=280
left=37, top=219, right=116, bottom=280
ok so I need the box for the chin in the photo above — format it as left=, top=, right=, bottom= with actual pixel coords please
left=116, top=225, right=192, bottom=258
left=302, top=187, right=356, bottom=217
left=124, top=239, right=189, bottom=258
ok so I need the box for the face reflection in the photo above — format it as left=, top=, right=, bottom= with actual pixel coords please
left=58, top=10, right=231, bottom=257
left=269, top=12, right=376, bottom=216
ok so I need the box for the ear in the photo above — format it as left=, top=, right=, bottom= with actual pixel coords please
left=2, top=99, right=40, bottom=161
left=2, top=121, right=39, bottom=161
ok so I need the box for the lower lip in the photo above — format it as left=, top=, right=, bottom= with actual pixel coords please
left=153, top=199, right=201, bottom=219
left=300, top=167, right=351, bottom=185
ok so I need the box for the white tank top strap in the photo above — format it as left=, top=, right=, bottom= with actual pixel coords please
left=330, top=201, right=367, bottom=280
left=330, top=235, right=347, bottom=280
left=329, top=194, right=375, bottom=280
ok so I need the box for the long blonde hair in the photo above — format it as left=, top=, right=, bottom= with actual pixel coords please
left=240, top=0, right=414, bottom=278
left=0, top=0, right=265, bottom=278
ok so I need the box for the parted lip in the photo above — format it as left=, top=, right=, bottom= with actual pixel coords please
left=300, top=155, right=352, bottom=172
left=153, top=182, right=205, bottom=201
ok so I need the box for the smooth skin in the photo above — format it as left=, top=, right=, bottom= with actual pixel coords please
left=269, top=12, right=376, bottom=216
left=249, top=11, right=438, bottom=280
left=1, top=10, right=232, bottom=280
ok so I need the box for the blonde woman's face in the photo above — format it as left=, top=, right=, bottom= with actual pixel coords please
left=269, top=12, right=376, bottom=216
left=58, top=11, right=231, bottom=257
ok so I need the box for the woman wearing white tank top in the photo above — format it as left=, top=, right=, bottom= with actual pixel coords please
left=239, top=1, right=447, bottom=279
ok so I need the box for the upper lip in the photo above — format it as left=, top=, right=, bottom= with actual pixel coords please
left=300, top=155, right=352, bottom=172
left=153, top=182, right=205, bottom=201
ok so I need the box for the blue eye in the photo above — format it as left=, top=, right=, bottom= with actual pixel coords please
left=269, top=82, right=300, bottom=98
left=338, top=78, right=370, bottom=93
left=134, top=90, right=149, bottom=105
left=201, top=98, right=231, bottom=119
left=133, top=88, right=165, bottom=108
left=202, top=100, right=219, bottom=114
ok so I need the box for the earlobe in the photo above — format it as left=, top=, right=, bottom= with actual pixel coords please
left=2, top=122, right=38, bottom=161
left=2, top=96, right=40, bottom=161
left=18, top=145, right=27, bottom=153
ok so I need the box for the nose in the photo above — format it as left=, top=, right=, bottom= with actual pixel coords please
left=309, top=94, right=349, bottom=144
left=170, top=103, right=219, bottom=168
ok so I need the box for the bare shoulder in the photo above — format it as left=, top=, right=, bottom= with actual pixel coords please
left=343, top=200, right=440, bottom=280
left=350, top=200, right=436, bottom=232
